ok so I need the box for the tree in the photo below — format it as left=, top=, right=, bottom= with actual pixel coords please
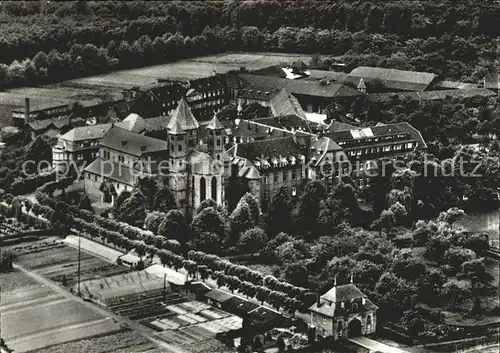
left=144, top=211, right=166, bottom=233
left=191, top=232, right=223, bottom=254
left=374, top=209, right=395, bottom=237
left=443, top=281, right=468, bottom=311
left=152, top=186, right=176, bottom=212
left=437, top=207, right=466, bottom=229
left=24, top=136, right=52, bottom=172
left=444, top=246, right=476, bottom=274
left=389, top=202, right=408, bottom=226
left=0, top=250, right=15, bottom=272
left=112, top=191, right=131, bottom=218
left=158, top=210, right=190, bottom=243
left=296, top=181, right=327, bottom=238
left=229, top=201, right=253, bottom=244
left=425, top=234, right=451, bottom=262
left=265, top=187, right=292, bottom=237
left=115, top=192, right=147, bottom=227
left=238, top=227, right=268, bottom=254
left=239, top=193, right=260, bottom=225
left=276, top=240, right=310, bottom=265
left=284, top=262, right=309, bottom=287
left=460, top=258, right=493, bottom=314
left=191, top=206, right=226, bottom=239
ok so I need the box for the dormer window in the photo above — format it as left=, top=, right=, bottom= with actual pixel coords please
left=272, top=158, right=278, bottom=167
left=341, top=302, right=345, bottom=309
left=290, top=156, right=296, bottom=165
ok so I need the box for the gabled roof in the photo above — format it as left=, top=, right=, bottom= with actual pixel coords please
left=84, top=158, right=135, bottom=185
left=357, top=78, right=366, bottom=89
left=348, top=66, right=437, bottom=91
left=144, top=115, right=172, bottom=131
left=270, top=89, right=307, bottom=119
left=307, top=69, right=348, bottom=82
left=205, top=288, right=234, bottom=303
left=238, top=165, right=261, bottom=179
left=232, top=136, right=306, bottom=162
left=59, top=124, right=113, bottom=142
left=27, top=119, right=54, bottom=131
left=167, top=98, right=199, bottom=131
left=206, top=114, right=224, bottom=130
left=238, top=74, right=363, bottom=98
left=366, top=88, right=495, bottom=103
left=326, top=122, right=426, bottom=148
left=99, top=126, right=169, bottom=157
left=120, top=113, right=147, bottom=133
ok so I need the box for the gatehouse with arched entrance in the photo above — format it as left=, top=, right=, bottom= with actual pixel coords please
left=308, top=278, right=378, bottom=340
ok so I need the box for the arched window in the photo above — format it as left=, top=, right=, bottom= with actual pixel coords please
left=211, top=176, right=217, bottom=202
left=200, top=177, right=206, bottom=202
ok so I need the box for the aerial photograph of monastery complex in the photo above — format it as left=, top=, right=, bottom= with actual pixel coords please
left=0, top=1, right=499, bottom=353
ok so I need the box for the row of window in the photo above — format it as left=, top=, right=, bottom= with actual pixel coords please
left=263, top=168, right=304, bottom=184
left=339, top=134, right=410, bottom=146
left=346, top=142, right=414, bottom=157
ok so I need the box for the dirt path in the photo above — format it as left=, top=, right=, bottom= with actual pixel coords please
left=13, top=263, right=188, bottom=353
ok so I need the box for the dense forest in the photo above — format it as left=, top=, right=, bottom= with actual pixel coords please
left=0, top=0, right=499, bottom=88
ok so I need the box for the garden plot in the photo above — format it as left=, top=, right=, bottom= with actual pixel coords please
left=1, top=271, right=120, bottom=353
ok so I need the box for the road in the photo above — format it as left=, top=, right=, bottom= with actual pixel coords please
left=349, top=336, right=411, bottom=353
left=13, top=263, right=188, bottom=353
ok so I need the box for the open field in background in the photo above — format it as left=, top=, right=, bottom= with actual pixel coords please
left=7, top=239, right=128, bottom=287
left=0, top=52, right=317, bottom=127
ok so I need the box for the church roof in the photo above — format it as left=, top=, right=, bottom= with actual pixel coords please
left=100, top=126, right=169, bottom=157
left=167, top=98, right=199, bottom=131
left=206, top=114, right=224, bottom=130
left=169, top=119, right=186, bottom=135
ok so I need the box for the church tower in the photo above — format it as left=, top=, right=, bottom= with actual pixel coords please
left=206, top=112, right=225, bottom=161
left=167, top=97, right=199, bottom=211
left=168, top=97, right=200, bottom=148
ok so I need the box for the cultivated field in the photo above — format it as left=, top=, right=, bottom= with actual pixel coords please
left=29, top=331, right=167, bottom=353
left=0, top=270, right=121, bottom=353
left=9, top=239, right=128, bottom=287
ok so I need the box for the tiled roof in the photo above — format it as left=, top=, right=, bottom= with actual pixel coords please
left=309, top=297, right=378, bottom=317
left=325, top=121, right=356, bottom=132
left=205, top=289, right=234, bottom=303
left=83, top=158, right=135, bottom=185
left=223, top=296, right=260, bottom=316
left=307, top=70, right=348, bottom=82
left=167, top=98, right=199, bottom=131
left=59, top=124, right=113, bottom=141
left=206, top=114, right=224, bottom=130
left=270, top=89, right=307, bottom=119
left=347, top=66, right=437, bottom=91
left=232, top=136, right=306, bottom=162
left=238, top=165, right=261, bottom=179
left=253, top=115, right=319, bottom=134
left=100, top=126, right=169, bottom=157
left=322, top=284, right=364, bottom=302
left=169, top=118, right=186, bottom=135
left=27, top=119, right=54, bottom=131
left=238, top=74, right=362, bottom=98
left=366, top=88, right=495, bottom=103
left=250, top=65, right=287, bottom=78
left=434, top=80, right=478, bottom=90
left=120, top=113, right=147, bottom=133
left=144, top=116, right=172, bottom=131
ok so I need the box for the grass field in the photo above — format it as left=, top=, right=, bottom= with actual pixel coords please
left=0, top=268, right=40, bottom=292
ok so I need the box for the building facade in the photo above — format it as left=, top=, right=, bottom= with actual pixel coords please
left=308, top=280, right=378, bottom=340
